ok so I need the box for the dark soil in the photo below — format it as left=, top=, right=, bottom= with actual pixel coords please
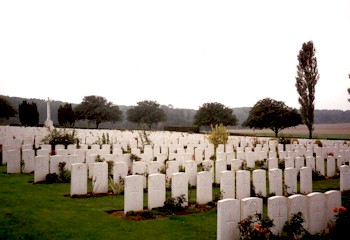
left=106, top=202, right=217, bottom=221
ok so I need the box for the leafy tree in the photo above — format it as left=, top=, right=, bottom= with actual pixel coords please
left=242, top=98, right=302, bottom=137
left=74, top=95, right=122, bottom=128
left=295, top=40, right=320, bottom=139
left=126, top=100, right=166, bottom=129
left=58, top=103, right=75, bottom=127
left=19, top=101, right=39, bottom=126
left=206, top=124, right=229, bottom=153
left=193, top=102, right=237, bottom=127
left=0, top=97, right=17, bottom=120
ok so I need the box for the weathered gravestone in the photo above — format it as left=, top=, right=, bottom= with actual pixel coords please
left=268, top=196, right=288, bottom=235
left=92, top=162, right=108, bottom=194
left=148, top=173, right=166, bottom=210
left=124, top=175, right=143, bottom=214
left=217, top=199, right=240, bottom=240
left=220, top=170, right=235, bottom=199
left=196, top=171, right=212, bottom=205
left=70, top=163, right=87, bottom=196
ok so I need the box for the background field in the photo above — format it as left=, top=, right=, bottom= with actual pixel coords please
left=230, top=123, right=350, bottom=140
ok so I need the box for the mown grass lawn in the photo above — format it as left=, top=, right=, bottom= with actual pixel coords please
left=0, top=165, right=346, bottom=240
left=0, top=166, right=217, bottom=240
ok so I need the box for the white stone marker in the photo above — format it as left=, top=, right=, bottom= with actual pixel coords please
left=171, top=172, right=188, bottom=207
left=240, top=197, right=263, bottom=220
left=22, top=149, right=35, bottom=173
left=340, top=165, right=350, bottom=191
left=196, top=171, right=212, bottom=205
left=92, top=162, right=108, bottom=194
left=268, top=196, right=288, bottom=235
left=220, top=171, right=235, bottom=199
left=124, top=175, right=144, bottom=214
left=7, top=149, right=21, bottom=173
left=148, top=173, right=166, bottom=210
left=306, top=192, right=326, bottom=234
left=300, top=167, right=312, bottom=194
left=113, top=162, right=128, bottom=182
left=325, top=190, right=341, bottom=228
left=217, top=199, right=240, bottom=240
left=185, top=160, right=197, bottom=187
left=49, top=155, right=67, bottom=174
left=287, top=194, right=307, bottom=229
left=34, top=156, right=50, bottom=183
left=236, top=170, right=250, bottom=200
left=326, top=155, right=336, bottom=178
left=252, top=169, right=266, bottom=197
left=284, top=167, right=298, bottom=195
left=269, top=168, right=283, bottom=196
left=267, top=157, right=278, bottom=171
left=315, top=156, right=325, bottom=176
left=70, top=163, right=87, bottom=196
left=215, top=159, right=227, bottom=184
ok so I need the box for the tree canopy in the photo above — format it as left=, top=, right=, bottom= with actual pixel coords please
left=19, top=101, right=39, bottom=126
left=0, top=97, right=17, bottom=119
left=242, top=98, right=302, bottom=137
left=58, top=103, right=75, bottom=127
left=193, top=102, right=237, bottom=127
left=295, top=40, right=319, bottom=138
left=74, top=95, right=122, bottom=128
left=126, top=100, right=166, bottom=129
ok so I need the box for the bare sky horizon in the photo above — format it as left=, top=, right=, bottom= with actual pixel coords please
left=1, top=0, right=350, bottom=110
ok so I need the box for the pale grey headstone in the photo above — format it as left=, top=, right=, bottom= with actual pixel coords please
left=240, top=197, right=263, bottom=220
left=148, top=173, right=166, bottom=210
left=196, top=171, right=212, bottom=205
left=220, top=170, right=235, bottom=199
left=7, top=149, right=21, bottom=173
left=236, top=170, right=250, bottom=200
left=70, top=163, right=87, bottom=196
left=34, top=155, right=50, bottom=183
left=268, top=196, right=288, bottom=235
left=217, top=199, right=240, bottom=240
left=306, top=192, right=326, bottom=234
left=124, top=175, right=144, bottom=214
left=340, top=165, right=350, bottom=191
left=269, top=168, right=283, bottom=196
left=300, top=167, right=312, bottom=194
left=252, top=169, right=266, bottom=197
left=171, top=172, right=188, bottom=206
left=92, top=162, right=108, bottom=194
left=284, top=167, right=298, bottom=195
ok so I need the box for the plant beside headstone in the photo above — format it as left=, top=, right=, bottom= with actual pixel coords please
left=41, top=128, right=80, bottom=150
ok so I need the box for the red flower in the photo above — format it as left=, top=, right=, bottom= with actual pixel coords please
left=339, top=206, right=347, bottom=212
left=254, top=223, right=261, bottom=230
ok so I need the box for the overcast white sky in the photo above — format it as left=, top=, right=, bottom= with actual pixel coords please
left=1, top=0, right=350, bottom=110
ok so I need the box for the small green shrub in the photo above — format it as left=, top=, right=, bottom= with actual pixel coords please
left=238, top=213, right=274, bottom=239
left=163, top=194, right=187, bottom=213
left=283, top=211, right=309, bottom=239
left=41, top=128, right=80, bottom=149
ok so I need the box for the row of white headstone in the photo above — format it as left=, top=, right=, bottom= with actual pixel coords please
left=217, top=190, right=341, bottom=239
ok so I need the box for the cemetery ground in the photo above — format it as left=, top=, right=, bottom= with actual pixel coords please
left=1, top=164, right=349, bottom=240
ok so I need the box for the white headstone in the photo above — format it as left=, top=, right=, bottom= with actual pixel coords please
left=217, top=199, right=240, bottom=240
left=196, top=171, right=212, bottom=205
left=70, top=163, right=87, bottom=196
left=148, top=173, right=166, bottom=210
left=220, top=170, right=235, bottom=199
left=124, top=175, right=144, bottom=214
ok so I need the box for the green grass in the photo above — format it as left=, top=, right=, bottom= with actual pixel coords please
left=0, top=166, right=217, bottom=240
left=0, top=165, right=346, bottom=240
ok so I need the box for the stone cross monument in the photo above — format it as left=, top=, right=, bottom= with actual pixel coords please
left=44, top=97, right=54, bottom=129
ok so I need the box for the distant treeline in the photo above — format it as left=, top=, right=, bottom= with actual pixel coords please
left=1, top=95, right=350, bottom=128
